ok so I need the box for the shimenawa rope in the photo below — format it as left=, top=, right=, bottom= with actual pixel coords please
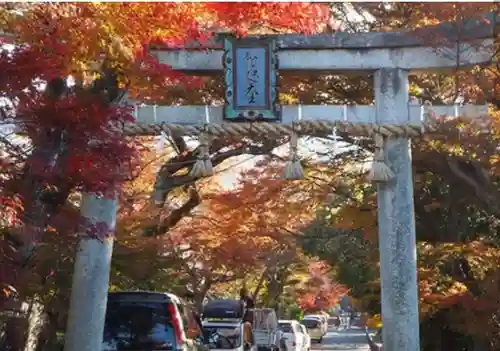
left=121, top=120, right=427, bottom=183
left=122, top=121, right=424, bottom=139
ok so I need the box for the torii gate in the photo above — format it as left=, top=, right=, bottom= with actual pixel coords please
left=63, top=14, right=495, bottom=351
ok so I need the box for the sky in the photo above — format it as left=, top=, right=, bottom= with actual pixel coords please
left=203, top=136, right=354, bottom=190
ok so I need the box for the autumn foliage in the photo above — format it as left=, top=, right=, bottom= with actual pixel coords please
left=1, top=2, right=499, bottom=350
left=160, top=163, right=331, bottom=297
left=0, top=2, right=334, bottom=325
left=296, top=261, right=348, bottom=312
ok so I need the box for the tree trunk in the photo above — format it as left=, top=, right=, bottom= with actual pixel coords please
left=194, top=282, right=212, bottom=313
left=35, top=309, right=62, bottom=351
left=16, top=129, right=70, bottom=262
left=252, top=269, right=269, bottom=303
left=264, top=267, right=290, bottom=311
left=23, top=301, right=45, bottom=351
left=473, top=338, right=491, bottom=351
left=3, top=316, right=28, bottom=351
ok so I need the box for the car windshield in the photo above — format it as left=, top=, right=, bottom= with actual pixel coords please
left=304, top=316, right=320, bottom=321
left=301, top=319, right=320, bottom=329
left=102, top=300, right=176, bottom=351
left=203, top=326, right=241, bottom=349
left=278, top=323, right=293, bottom=333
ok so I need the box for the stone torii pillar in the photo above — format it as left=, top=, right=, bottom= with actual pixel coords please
left=374, top=68, right=419, bottom=350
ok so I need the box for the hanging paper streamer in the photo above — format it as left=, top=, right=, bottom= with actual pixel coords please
left=284, top=123, right=304, bottom=180
left=189, top=106, right=214, bottom=178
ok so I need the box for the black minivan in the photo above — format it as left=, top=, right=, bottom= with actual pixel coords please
left=102, top=291, right=207, bottom=351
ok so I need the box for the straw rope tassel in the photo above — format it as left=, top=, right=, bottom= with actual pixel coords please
left=367, top=133, right=394, bottom=183
left=189, top=128, right=213, bottom=178
left=284, top=128, right=304, bottom=180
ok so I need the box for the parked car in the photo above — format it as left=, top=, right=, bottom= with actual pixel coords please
left=251, top=308, right=282, bottom=351
left=302, top=315, right=327, bottom=336
left=102, top=291, right=207, bottom=351
left=298, top=324, right=311, bottom=351
left=202, top=319, right=255, bottom=351
left=300, top=318, right=323, bottom=343
left=278, top=320, right=305, bottom=351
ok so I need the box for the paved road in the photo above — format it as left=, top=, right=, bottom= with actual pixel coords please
left=311, top=328, right=370, bottom=351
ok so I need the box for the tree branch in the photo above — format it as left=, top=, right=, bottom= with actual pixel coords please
left=147, top=140, right=283, bottom=237
left=413, top=150, right=500, bottom=217
left=145, top=186, right=201, bottom=237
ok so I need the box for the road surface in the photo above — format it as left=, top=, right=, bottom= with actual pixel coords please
left=311, top=327, right=370, bottom=351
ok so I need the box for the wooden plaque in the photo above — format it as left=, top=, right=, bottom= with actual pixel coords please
left=222, top=36, right=280, bottom=122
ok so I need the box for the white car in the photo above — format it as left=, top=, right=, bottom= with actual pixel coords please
left=302, top=315, right=327, bottom=336
left=300, top=318, right=323, bottom=343
left=278, top=320, right=305, bottom=351
left=299, top=324, right=311, bottom=351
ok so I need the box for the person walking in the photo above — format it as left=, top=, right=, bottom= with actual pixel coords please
left=240, top=287, right=255, bottom=309
left=243, top=319, right=254, bottom=350
left=240, top=287, right=255, bottom=325
left=349, top=310, right=354, bottom=328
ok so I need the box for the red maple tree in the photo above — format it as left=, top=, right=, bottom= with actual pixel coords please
left=0, top=2, right=332, bottom=303
left=297, top=261, right=348, bottom=312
